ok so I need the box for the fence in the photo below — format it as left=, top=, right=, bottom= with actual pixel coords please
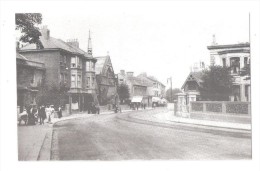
left=190, top=101, right=251, bottom=115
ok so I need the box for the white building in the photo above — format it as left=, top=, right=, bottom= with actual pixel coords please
left=207, top=42, right=250, bottom=102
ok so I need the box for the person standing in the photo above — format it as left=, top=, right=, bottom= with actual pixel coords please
left=39, top=105, right=46, bottom=125
left=58, top=106, right=62, bottom=118
left=45, top=105, right=51, bottom=123
left=31, top=106, right=38, bottom=125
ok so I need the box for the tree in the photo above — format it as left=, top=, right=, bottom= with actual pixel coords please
left=200, top=65, right=233, bottom=101
left=240, top=63, right=250, bottom=80
left=15, top=13, right=43, bottom=47
left=165, top=88, right=182, bottom=102
left=117, top=83, right=130, bottom=103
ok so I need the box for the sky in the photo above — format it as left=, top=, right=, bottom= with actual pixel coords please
left=29, top=2, right=251, bottom=89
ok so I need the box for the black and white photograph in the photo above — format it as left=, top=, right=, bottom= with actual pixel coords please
left=0, top=0, right=260, bottom=171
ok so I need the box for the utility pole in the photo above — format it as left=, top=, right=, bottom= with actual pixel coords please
left=167, top=77, right=173, bottom=102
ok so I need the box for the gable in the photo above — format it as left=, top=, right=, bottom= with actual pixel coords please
left=181, top=72, right=203, bottom=89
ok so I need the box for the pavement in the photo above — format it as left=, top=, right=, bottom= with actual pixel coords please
left=153, top=111, right=251, bottom=131
left=17, top=108, right=134, bottom=161
left=17, top=107, right=251, bottom=161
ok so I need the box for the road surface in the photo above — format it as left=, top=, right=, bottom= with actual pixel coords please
left=51, top=108, right=251, bottom=160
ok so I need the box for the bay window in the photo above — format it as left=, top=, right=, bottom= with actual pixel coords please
left=77, top=75, right=82, bottom=88
left=71, top=74, right=76, bottom=88
left=71, top=56, right=82, bottom=68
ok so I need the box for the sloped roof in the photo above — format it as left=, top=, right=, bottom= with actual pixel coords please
left=181, top=71, right=204, bottom=89
left=20, top=36, right=89, bottom=57
left=94, top=56, right=108, bottom=74
left=16, top=52, right=45, bottom=69
left=127, top=76, right=153, bottom=87
left=137, top=74, right=166, bottom=87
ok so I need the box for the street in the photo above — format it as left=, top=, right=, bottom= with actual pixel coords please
left=51, top=108, right=251, bottom=160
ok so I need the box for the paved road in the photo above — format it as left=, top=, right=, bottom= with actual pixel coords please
left=51, top=108, right=251, bottom=160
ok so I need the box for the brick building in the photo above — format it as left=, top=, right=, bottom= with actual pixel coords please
left=19, top=26, right=98, bottom=113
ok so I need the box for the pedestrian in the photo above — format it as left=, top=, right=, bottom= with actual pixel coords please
left=136, top=103, right=139, bottom=110
left=87, top=102, right=91, bottom=114
left=39, top=105, right=46, bottom=125
left=58, top=106, right=62, bottom=118
left=144, top=103, right=146, bottom=109
left=45, top=105, right=52, bottom=123
left=31, top=105, right=38, bottom=125
left=18, top=109, right=28, bottom=125
left=27, top=105, right=35, bottom=125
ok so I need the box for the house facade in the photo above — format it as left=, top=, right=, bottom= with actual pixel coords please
left=94, top=55, right=118, bottom=105
left=16, top=53, right=45, bottom=113
left=207, top=42, right=250, bottom=102
left=137, top=73, right=166, bottom=106
left=19, top=26, right=98, bottom=113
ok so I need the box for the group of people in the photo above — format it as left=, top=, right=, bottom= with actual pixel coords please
left=18, top=105, right=63, bottom=126
left=129, top=102, right=146, bottom=110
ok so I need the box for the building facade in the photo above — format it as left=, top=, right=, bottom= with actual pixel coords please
left=207, top=42, right=250, bottom=102
left=16, top=53, right=45, bottom=113
left=19, top=26, right=98, bottom=113
left=95, top=55, right=118, bottom=105
left=117, top=71, right=153, bottom=105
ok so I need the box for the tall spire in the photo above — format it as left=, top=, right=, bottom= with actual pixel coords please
left=87, top=30, right=93, bottom=57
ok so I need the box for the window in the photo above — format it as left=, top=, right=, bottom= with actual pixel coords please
left=71, top=57, right=76, bottom=68
left=222, top=58, right=226, bottom=67
left=64, top=56, right=67, bottom=65
left=77, top=75, right=82, bottom=88
left=244, top=57, right=248, bottom=67
left=91, top=62, right=95, bottom=71
left=71, top=74, right=76, bottom=88
left=86, top=77, right=90, bottom=88
left=71, top=56, right=82, bottom=68
left=86, top=61, right=90, bottom=71
left=92, top=77, right=95, bottom=87
left=230, top=57, right=240, bottom=74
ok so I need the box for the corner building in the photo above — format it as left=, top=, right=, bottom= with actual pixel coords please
left=19, top=26, right=98, bottom=113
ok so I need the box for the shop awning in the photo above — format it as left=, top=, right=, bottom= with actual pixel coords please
left=131, top=96, right=143, bottom=103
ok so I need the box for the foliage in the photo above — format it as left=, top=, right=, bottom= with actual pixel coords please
left=165, top=88, right=182, bottom=102
left=15, top=13, right=43, bottom=48
left=200, top=65, right=233, bottom=101
left=117, top=83, right=130, bottom=103
left=36, top=81, right=69, bottom=107
left=240, top=63, right=251, bottom=80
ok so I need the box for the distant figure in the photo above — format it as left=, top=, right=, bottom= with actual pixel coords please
left=58, top=106, right=63, bottom=118
left=27, top=106, right=36, bottom=125
left=45, top=105, right=52, bottom=123
left=136, top=103, right=139, bottom=110
left=18, top=109, right=28, bottom=125
left=39, top=105, right=46, bottom=125
left=144, top=103, right=146, bottom=109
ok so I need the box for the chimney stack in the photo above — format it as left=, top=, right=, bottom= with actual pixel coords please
left=41, top=25, right=50, bottom=40
left=67, top=39, right=79, bottom=48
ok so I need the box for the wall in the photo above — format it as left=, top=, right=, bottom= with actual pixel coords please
left=20, top=50, right=60, bottom=88
left=190, top=101, right=251, bottom=115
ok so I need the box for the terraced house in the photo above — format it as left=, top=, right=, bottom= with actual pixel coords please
left=18, top=26, right=98, bottom=113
